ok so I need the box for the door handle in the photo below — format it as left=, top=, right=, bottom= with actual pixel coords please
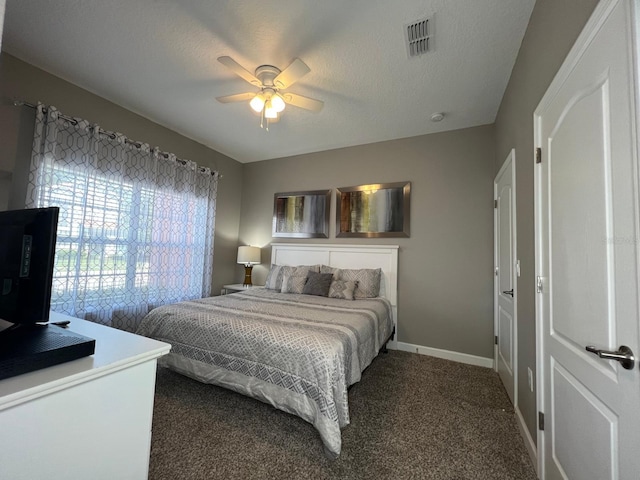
left=502, top=289, right=514, bottom=297
left=585, top=345, right=635, bottom=370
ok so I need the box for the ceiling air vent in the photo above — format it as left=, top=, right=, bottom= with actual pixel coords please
left=405, top=17, right=431, bottom=58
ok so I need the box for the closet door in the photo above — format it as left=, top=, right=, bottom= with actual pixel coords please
left=535, top=0, right=640, bottom=478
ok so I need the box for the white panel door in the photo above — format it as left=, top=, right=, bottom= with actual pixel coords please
left=495, top=149, right=517, bottom=404
left=535, top=0, right=640, bottom=478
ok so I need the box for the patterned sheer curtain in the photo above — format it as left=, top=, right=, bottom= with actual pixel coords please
left=25, top=104, right=218, bottom=332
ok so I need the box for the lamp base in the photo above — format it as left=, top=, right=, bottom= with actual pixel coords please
left=243, top=265, right=254, bottom=286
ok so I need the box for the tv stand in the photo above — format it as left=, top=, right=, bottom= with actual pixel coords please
left=0, top=313, right=170, bottom=480
left=0, top=323, right=96, bottom=380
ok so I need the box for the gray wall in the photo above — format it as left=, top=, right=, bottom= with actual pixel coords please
left=239, top=125, right=496, bottom=359
left=0, top=53, right=244, bottom=296
left=494, top=0, right=599, bottom=443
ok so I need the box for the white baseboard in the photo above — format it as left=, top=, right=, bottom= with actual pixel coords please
left=516, top=405, right=538, bottom=477
left=395, top=341, right=494, bottom=368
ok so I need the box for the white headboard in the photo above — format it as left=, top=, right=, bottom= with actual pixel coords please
left=271, top=243, right=399, bottom=346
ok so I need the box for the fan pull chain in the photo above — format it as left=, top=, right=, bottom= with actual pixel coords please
left=259, top=107, right=270, bottom=131
left=260, top=107, right=271, bottom=131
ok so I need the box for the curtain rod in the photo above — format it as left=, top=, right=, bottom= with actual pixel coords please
left=13, top=99, right=221, bottom=178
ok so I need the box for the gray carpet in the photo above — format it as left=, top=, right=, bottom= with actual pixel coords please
left=148, top=350, right=537, bottom=480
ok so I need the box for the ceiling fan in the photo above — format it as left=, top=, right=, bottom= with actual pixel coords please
left=216, top=56, right=324, bottom=130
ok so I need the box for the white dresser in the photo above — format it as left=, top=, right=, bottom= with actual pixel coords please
left=0, top=312, right=171, bottom=480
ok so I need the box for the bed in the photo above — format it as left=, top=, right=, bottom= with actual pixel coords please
left=136, top=244, right=399, bottom=458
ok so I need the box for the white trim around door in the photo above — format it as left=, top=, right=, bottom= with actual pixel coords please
left=494, top=149, right=518, bottom=407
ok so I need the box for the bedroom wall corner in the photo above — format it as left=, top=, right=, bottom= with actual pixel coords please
left=0, top=52, right=244, bottom=297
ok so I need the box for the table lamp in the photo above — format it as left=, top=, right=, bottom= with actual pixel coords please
left=237, top=246, right=261, bottom=286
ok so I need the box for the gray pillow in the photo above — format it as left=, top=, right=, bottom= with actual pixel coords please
left=337, top=268, right=382, bottom=299
left=319, top=266, right=382, bottom=298
left=329, top=279, right=357, bottom=300
left=282, top=265, right=320, bottom=278
left=302, top=271, right=333, bottom=297
left=280, top=274, right=307, bottom=294
left=265, top=264, right=319, bottom=291
left=320, top=265, right=339, bottom=276
left=265, top=265, right=285, bottom=290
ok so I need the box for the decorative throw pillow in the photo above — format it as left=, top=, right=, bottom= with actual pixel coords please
left=264, top=265, right=285, bottom=291
left=280, top=274, right=307, bottom=294
left=338, top=268, right=382, bottom=299
left=328, top=279, right=357, bottom=300
left=302, top=271, right=333, bottom=297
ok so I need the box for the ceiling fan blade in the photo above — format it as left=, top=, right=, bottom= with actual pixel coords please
left=216, top=92, right=257, bottom=103
left=273, top=58, right=311, bottom=89
left=217, top=56, right=261, bottom=86
left=281, top=92, right=324, bottom=113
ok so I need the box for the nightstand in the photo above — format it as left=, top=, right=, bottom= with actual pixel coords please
left=221, top=284, right=263, bottom=295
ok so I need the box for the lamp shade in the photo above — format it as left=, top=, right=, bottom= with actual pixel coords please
left=250, top=93, right=266, bottom=113
left=237, top=246, right=261, bottom=265
left=270, top=94, right=286, bottom=113
left=264, top=100, right=278, bottom=119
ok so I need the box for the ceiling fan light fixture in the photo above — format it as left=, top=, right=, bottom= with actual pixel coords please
left=217, top=56, right=321, bottom=129
left=250, top=93, right=266, bottom=113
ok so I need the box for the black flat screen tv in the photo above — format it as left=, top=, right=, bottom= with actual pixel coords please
left=0, top=206, right=59, bottom=325
left=0, top=206, right=96, bottom=381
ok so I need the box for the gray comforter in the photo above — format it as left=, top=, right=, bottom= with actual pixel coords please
left=136, top=288, right=394, bottom=458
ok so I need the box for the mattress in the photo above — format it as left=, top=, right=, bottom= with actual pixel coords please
left=136, top=287, right=394, bottom=458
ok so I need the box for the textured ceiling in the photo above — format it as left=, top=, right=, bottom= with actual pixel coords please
left=3, top=0, right=535, bottom=163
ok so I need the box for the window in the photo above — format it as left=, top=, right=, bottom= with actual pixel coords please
left=26, top=104, right=217, bottom=331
